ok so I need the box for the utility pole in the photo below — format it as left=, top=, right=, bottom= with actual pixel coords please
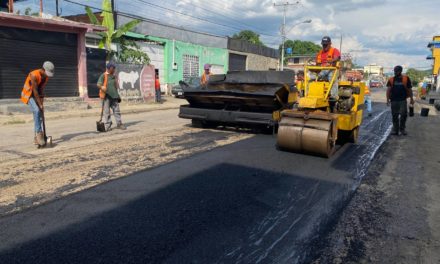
left=39, top=0, right=43, bottom=17
left=55, top=0, right=59, bottom=16
left=111, top=0, right=117, bottom=30
left=274, top=1, right=299, bottom=71
left=8, top=0, right=13, bottom=13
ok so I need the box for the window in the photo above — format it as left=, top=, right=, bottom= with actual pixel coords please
left=183, top=55, right=199, bottom=81
left=293, top=58, right=300, bottom=64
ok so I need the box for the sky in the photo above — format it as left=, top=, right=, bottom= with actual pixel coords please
left=15, top=0, right=439, bottom=71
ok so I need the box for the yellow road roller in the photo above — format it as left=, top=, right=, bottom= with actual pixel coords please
left=277, top=64, right=365, bottom=157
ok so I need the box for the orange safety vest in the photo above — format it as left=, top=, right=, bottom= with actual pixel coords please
left=99, top=72, right=117, bottom=99
left=316, top=47, right=335, bottom=65
left=155, top=78, right=161, bottom=90
left=20, top=69, right=48, bottom=104
left=365, top=85, right=371, bottom=95
left=201, top=72, right=212, bottom=85
left=389, top=75, right=409, bottom=89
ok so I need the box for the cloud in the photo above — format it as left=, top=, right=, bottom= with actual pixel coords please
left=14, top=0, right=437, bottom=69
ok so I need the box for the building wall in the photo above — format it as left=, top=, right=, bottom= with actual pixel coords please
left=432, top=36, right=440, bottom=76
left=364, top=65, right=383, bottom=76
left=146, top=36, right=228, bottom=88
left=229, top=51, right=278, bottom=71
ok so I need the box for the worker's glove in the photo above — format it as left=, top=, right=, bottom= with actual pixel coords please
left=117, top=98, right=122, bottom=103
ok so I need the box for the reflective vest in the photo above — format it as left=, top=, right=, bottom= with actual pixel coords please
left=316, top=48, right=335, bottom=66
left=389, top=75, right=409, bottom=89
left=20, top=69, right=48, bottom=104
left=365, top=85, right=371, bottom=95
left=99, top=72, right=117, bottom=99
left=201, top=72, right=212, bottom=85
left=155, top=78, right=161, bottom=91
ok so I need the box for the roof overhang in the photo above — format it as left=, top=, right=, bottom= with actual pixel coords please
left=427, top=41, right=440, bottom=48
left=0, top=12, right=106, bottom=33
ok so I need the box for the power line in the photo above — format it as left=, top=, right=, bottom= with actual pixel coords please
left=134, top=0, right=277, bottom=37
left=173, top=0, right=276, bottom=36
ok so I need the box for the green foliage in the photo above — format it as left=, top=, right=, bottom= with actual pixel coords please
left=282, top=39, right=321, bottom=56
left=86, top=1, right=149, bottom=64
left=280, top=39, right=321, bottom=65
left=115, top=38, right=150, bottom=64
left=15, top=7, right=39, bottom=16
left=406, top=68, right=431, bottom=85
left=232, top=30, right=264, bottom=46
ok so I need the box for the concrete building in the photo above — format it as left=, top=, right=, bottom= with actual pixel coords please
left=118, top=16, right=228, bottom=93
left=0, top=12, right=104, bottom=99
left=427, top=36, right=440, bottom=78
left=286, top=54, right=315, bottom=71
left=227, top=38, right=278, bottom=71
left=363, top=64, right=384, bottom=76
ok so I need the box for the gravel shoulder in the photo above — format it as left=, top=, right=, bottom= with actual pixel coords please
left=311, top=111, right=440, bottom=263
left=0, top=109, right=252, bottom=216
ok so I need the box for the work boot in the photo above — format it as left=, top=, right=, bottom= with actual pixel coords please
left=36, top=132, right=45, bottom=146
left=116, top=123, right=127, bottom=130
left=400, top=130, right=407, bottom=136
left=34, top=136, right=38, bottom=145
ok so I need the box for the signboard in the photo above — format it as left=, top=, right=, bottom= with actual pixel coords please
left=117, top=64, right=155, bottom=102
left=286, top=47, right=292, bottom=54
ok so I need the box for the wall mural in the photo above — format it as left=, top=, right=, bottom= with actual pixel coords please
left=117, top=64, right=155, bottom=102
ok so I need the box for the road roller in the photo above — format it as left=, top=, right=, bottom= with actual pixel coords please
left=277, top=64, right=365, bottom=157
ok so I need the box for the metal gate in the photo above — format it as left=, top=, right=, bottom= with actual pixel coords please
left=0, top=26, right=78, bottom=99
left=183, top=54, right=199, bottom=81
left=229, top=53, right=247, bottom=72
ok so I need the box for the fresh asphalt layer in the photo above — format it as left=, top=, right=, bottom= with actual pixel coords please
left=0, top=104, right=391, bottom=264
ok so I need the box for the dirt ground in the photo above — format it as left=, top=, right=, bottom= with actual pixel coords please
left=311, top=111, right=440, bottom=263
left=0, top=109, right=253, bottom=216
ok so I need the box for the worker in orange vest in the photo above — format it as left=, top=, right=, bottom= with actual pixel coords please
left=20, top=61, right=54, bottom=145
left=364, top=83, right=372, bottom=116
left=316, top=36, right=341, bottom=98
left=386, top=65, right=414, bottom=136
left=97, top=63, right=126, bottom=131
left=201, top=64, right=212, bottom=86
left=155, top=71, right=161, bottom=103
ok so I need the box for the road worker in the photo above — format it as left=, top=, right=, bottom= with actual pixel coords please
left=201, top=64, right=212, bottom=86
left=364, top=82, right=372, bottom=116
left=386, top=65, right=414, bottom=136
left=97, top=63, right=126, bottom=131
left=20, top=61, right=54, bottom=145
left=316, top=36, right=341, bottom=98
left=155, top=70, right=161, bottom=103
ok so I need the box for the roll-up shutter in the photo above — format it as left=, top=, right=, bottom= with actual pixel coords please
left=0, top=26, right=78, bottom=99
left=229, top=53, right=247, bottom=72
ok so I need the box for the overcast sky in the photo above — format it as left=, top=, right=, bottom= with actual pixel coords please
left=16, top=0, right=439, bottom=71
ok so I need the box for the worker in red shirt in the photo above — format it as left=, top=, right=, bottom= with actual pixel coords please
left=155, top=71, right=161, bottom=103
left=316, top=36, right=341, bottom=98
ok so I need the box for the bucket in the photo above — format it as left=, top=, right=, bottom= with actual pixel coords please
left=429, top=98, right=435, bottom=104
left=421, top=108, right=430, bottom=117
left=408, top=105, right=414, bottom=117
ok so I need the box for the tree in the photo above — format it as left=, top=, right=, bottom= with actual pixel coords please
left=406, top=68, right=431, bottom=86
left=282, top=39, right=321, bottom=56
left=232, top=30, right=264, bottom=46
left=15, top=7, right=39, bottom=16
left=86, top=0, right=150, bottom=64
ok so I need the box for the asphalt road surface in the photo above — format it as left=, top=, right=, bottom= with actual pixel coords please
left=0, top=103, right=392, bottom=264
